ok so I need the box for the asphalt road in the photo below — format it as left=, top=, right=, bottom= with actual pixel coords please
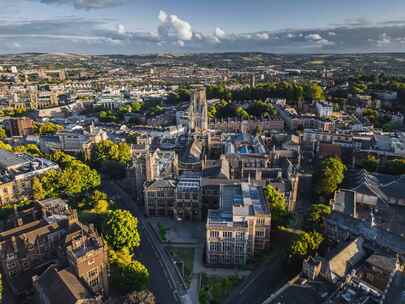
left=102, top=179, right=177, bottom=304
left=224, top=256, right=296, bottom=304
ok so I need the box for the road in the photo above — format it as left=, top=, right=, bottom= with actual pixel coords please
left=224, top=256, right=296, bottom=304
left=102, top=179, right=188, bottom=304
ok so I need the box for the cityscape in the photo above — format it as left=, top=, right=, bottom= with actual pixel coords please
left=0, top=1, right=405, bottom=304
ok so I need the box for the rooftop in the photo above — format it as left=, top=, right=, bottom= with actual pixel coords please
left=208, top=183, right=269, bottom=225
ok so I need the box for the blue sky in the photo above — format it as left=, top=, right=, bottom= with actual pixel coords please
left=1, top=0, right=405, bottom=54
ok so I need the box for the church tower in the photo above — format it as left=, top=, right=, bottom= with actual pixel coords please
left=190, top=85, right=208, bottom=133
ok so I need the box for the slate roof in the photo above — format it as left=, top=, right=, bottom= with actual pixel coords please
left=36, top=266, right=95, bottom=304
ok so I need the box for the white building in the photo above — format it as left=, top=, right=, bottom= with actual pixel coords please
left=316, top=101, right=333, bottom=118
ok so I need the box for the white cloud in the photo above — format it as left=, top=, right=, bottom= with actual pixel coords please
left=215, top=27, right=226, bottom=39
left=376, top=32, right=391, bottom=46
left=117, top=24, right=126, bottom=34
left=305, top=33, right=323, bottom=41
left=328, top=32, right=336, bottom=36
left=176, top=40, right=184, bottom=47
left=158, top=10, right=193, bottom=41
left=256, top=32, right=270, bottom=40
left=287, top=33, right=295, bottom=39
left=34, top=0, right=128, bottom=10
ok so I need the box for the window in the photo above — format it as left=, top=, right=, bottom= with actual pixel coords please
left=255, top=231, right=265, bottom=238
left=89, top=277, right=99, bottom=288
left=88, top=268, right=98, bottom=278
left=224, top=231, right=232, bottom=239
left=210, top=231, right=219, bottom=238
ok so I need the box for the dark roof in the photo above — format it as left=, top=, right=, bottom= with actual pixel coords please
left=333, top=190, right=356, bottom=217
left=365, top=254, right=397, bottom=273
left=36, top=266, right=95, bottom=304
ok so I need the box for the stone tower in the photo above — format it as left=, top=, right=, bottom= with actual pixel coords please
left=190, top=85, right=208, bottom=133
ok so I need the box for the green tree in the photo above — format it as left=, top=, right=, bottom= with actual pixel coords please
left=34, top=122, right=63, bottom=135
left=381, top=158, right=405, bottom=175
left=290, top=231, right=324, bottom=258
left=104, top=209, right=141, bottom=251
left=123, top=290, right=156, bottom=304
left=0, top=141, right=13, bottom=152
left=264, top=184, right=289, bottom=226
left=0, top=128, right=6, bottom=139
left=32, top=177, right=45, bottom=201
left=92, top=140, right=132, bottom=165
left=115, top=260, right=149, bottom=293
left=14, top=144, right=43, bottom=157
left=359, top=155, right=379, bottom=172
left=110, top=248, right=150, bottom=293
left=308, top=204, right=331, bottom=231
left=315, top=157, right=346, bottom=197
left=131, top=102, right=144, bottom=113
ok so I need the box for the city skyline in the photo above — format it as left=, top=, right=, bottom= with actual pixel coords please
left=1, top=0, right=405, bottom=54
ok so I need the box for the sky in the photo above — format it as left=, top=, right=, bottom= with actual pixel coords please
left=1, top=0, right=405, bottom=54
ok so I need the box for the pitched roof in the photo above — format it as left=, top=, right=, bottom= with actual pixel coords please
left=36, top=266, right=95, bottom=304
left=327, top=237, right=366, bottom=278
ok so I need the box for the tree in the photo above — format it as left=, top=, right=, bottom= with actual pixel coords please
left=34, top=122, right=63, bottom=135
left=315, top=157, right=346, bottom=197
left=131, top=101, right=144, bottom=113
left=14, top=144, right=43, bottom=157
left=308, top=204, right=331, bottom=231
left=359, top=155, right=379, bottom=172
left=264, top=184, right=289, bottom=226
left=110, top=248, right=150, bottom=293
left=114, top=260, right=149, bottom=293
left=0, top=141, right=13, bottom=152
left=290, top=231, right=324, bottom=258
left=381, top=158, right=405, bottom=175
left=39, top=153, right=101, bottom=198
left=123, top=290, right=156, bottom=304
left=32, top=177, right=45, bottom=201
left=92, top=140, right=132, bottom=165
left=0, top=128, right=6, bottom=139
left=104, top=209, right=141, bottom=251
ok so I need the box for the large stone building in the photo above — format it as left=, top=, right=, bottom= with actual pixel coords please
left=177, top=86, right=208, bottom=135
left=206, top=183, right=271, bottom=265
left=0, top=198, right=109, bottom=299
left=3, top=117, right=34, bottom=137
left=0, top=150, right=59, bottom=206
left=144, top=173, right=202, bottom=221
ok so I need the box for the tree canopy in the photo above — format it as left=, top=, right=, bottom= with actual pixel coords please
left=110, top=248, right=150, bottom=293
left=264, top=184, right=289, bottom=226
left=34, top=151, right=101, bottom=199
left=34, top=122, right=63, bottom=135
left=308, top=204, right=331, bottom=231
left=92, top=140, right=132, bottom=165
left=104, top=209, right=141, bottom=251
left=290, top=231, right=324, bottom=258
left=315, top=157, right=346, bottom=197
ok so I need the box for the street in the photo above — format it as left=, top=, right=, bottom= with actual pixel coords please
left=224, top=256, right=296, bottom=304
left=102, top=178, right=181, bottom=304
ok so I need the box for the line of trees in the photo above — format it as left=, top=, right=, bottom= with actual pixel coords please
left=207, top=81, right=325, bottom=103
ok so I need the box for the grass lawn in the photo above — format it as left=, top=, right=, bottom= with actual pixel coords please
left=158, top=223, right=167, bottom=241
left=199, top=273, right=242, bottom=304
left=167, top=246, right=195, bottom=286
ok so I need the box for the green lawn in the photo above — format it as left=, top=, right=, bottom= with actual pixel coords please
left=199, top=273, right=242, bottom=304
left=167, top=246, right=195, bottom=286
